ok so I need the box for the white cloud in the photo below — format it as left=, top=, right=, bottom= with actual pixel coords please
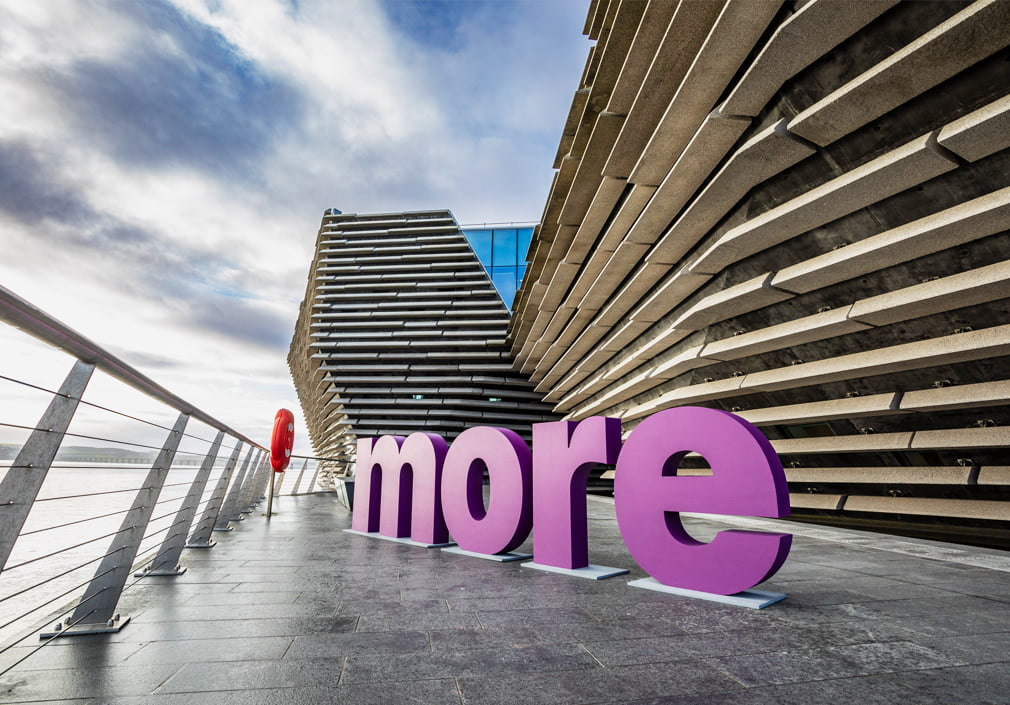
left=0, top=0, right=590, bottom=456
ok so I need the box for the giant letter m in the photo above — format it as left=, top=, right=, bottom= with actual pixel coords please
left=350, top=433, right=449, bottom=545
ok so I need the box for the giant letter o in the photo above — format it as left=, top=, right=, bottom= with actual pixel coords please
left=441, top=426, right=532, bottom=555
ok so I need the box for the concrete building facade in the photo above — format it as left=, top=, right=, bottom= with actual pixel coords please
left=510, top=0, right=1010, bottom=546
left=288, top=210, right=557, bottom=485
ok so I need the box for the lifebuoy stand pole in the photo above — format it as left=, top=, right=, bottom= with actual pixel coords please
left=266, top=470, right=276, bottom=519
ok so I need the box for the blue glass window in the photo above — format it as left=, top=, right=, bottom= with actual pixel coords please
left=491, top=267, right=518, bottom=308
left=464, top=230, right=493, bottom=270
left=517, top=228, right=534, bottom=261
left=492, top=228, right=518, bottom=267
left=464, top=225, right=536, bottom=310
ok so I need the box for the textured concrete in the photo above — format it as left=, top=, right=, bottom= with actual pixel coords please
left=513, top=0, right=1010, bottom=542
left=2, top=494, right=1008, bottom=704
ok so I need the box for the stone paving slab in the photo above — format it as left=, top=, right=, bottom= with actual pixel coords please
left=0, top=493, right=1007, bottom=704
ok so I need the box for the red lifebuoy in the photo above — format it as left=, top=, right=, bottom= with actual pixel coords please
left=270, top=409, right=295, bottom=471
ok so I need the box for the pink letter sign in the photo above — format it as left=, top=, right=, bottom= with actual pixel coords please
left=441, top=426, right=532, bottom=555
left=532, top=417, right=622, bottom=569
left=614, top=407, right=791, bottom=595
left=351, top=432, right=449, bottom=544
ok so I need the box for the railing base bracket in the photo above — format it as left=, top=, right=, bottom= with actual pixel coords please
left=40, top=615, right=132, bottom=639
left=134, top=565, right=187, bottom=577
left=186, top=540, right=217, bottom=549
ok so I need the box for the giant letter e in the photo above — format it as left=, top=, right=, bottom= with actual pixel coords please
left=615, top=407, right=791, bottom=595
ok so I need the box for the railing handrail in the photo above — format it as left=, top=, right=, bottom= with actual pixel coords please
left=0, top=284, right=262, bottom=449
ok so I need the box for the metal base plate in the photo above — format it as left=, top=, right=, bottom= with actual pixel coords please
left=342, top=529, right=454, bottom=549
left=134, top=565, right=186, bottom=577
left=441, top=546, right=532, bottom=563
left=212, top=527, right=234, bottom=532
left=523, top=562, right=629, bottom=580
left=40, top=615, right=131, bottom=638
left=627, top=578, right=787, bottom=609
left=185, top=540, right=217, bottom=549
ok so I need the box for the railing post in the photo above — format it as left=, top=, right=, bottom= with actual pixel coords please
left=274, top=469, right=287, bottom=496
left=266, top=470, right=279, bottom=518
left=218, top=447, right=255, bottom=525
left=0, top=360, right=94, bottom=572
left=239, top=452, right=266, bottom=513
left=188, top=442, right=242, bottom=545
left=0, top=359, right=93, bottom=569
left=44, top=413, right=189, bottom=636
left=253, top=454, right=272, bottom=503
left=307, top=462, right=322, bottom=493
left=136, top=431, right=224, bottom=576
left=291, top=458, right=308, bottom=495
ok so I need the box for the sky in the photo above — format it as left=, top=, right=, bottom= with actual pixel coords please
left=0, top=0, right=590, bottom=457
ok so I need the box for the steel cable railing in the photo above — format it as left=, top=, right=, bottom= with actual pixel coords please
left=18, top=508, right=134, bottom=537
left=0, top=283, right=272, bottom=674
left=0, top=372, right=221, bottom=447
left=0, top=569, right=117, bottom=632
left=0, top=487, right=219, bottom=618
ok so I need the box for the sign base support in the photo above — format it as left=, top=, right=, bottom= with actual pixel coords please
left=343, top=529, right=454, bottom=549
left=523, top=562, right=629, bottom=580
left=441, top=546, right=531, bottom=562
left=627, top=578, right=786, bottom=609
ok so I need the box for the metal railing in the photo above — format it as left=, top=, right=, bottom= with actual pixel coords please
left=0, top=284, right=299, bottom=672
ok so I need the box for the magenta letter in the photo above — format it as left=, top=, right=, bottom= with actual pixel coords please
left=614, top=407, right=791, bottom=595
left=350, top=433, right=449, bottom=543
left=532, top=417, right=622, bottom=569
left=441, top=426, right=532, bottom=554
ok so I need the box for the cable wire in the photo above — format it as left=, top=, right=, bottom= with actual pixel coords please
left=2, top=528, right=132, bottom=572
left=18, top=508, right=132, bottom=537
left=0, top=557, right=108, bottom=607
left=0, top=374, right=219, bottom=446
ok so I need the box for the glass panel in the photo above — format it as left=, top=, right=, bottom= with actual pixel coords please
left=516, top=264, right=527, bottom=290
left=517, top=228, right=534, bottom=261
left=491, top=268, right=518, bottom=309
left=492, top=229, right=518, bottom=268
left=464, top=230, right=493, bottom=270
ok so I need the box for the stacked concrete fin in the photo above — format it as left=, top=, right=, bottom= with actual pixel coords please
left=289, top=210, right=558, bottom=486
left=511, top=0, right=1010, bottom=545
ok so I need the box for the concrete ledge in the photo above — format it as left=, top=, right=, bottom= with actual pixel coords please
left=771, top=182, right=1010, bottom=296
left=629, top=0, right=783, bottom=185
left=786, top=466, right=973, bottom=485
left=788, top=493, right=846, bottom=511
left=788, top=0, right=1010, bottom=146
left=938, top=92, right=1010, bottom=162
left=738, top=392, right=900, bottom=427
left=647, top=119, right=815, bottom=265
left=722, top=0, right=899, bottom=116
left=844, top=496, right=1010, bottom=521
left=691, top=132, right=959, bottom=275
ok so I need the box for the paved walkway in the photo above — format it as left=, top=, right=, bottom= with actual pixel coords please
left=1, top=493, right=1008, bottom=704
